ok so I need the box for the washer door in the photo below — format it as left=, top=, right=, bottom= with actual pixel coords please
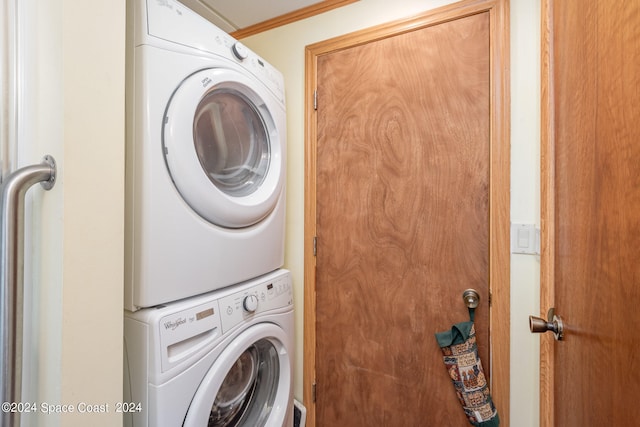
left=163, top=68, right=284, bottom=228
left=183, top=323, right=292, bottom=427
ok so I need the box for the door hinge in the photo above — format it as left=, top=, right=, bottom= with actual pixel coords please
left=313, top=236, right=317, bottom=256
left=312, top=381, right=317, bottom=403
left=313, top=89, right=318, bottom=110
left=488, top=291, right=492, bottom=307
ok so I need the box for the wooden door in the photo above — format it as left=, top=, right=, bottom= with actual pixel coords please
left=540, top=1, right=640, bottom=426
left=304, top=1, right=510, bottom=425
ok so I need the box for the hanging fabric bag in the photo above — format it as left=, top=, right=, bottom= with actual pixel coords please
left=434, top=308, right=499, bottom=426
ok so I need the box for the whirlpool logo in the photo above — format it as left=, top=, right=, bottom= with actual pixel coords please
left=164, top=317, right=187, bottom=331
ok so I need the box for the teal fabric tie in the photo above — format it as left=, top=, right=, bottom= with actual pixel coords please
left=435, top=308, right=475, bottom=347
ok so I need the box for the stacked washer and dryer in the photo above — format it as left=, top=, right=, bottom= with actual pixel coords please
left=123, top=1, right=293, bottom=426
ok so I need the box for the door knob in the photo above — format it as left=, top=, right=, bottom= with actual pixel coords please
left=529, top=308, right=564, bottom=340
left=462, top=289, right=480, bottom=309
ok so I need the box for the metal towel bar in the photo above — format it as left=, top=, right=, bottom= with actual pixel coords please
left=1, top=155, right=56, bottom=427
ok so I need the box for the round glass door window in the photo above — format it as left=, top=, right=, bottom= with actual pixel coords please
left=182, top=323, right=292, bottom=427
left=193, top=89, right=270, bottom=198
left=163, top=68, right=285, bottom=228
left=208, top=339, right=279, bottom=426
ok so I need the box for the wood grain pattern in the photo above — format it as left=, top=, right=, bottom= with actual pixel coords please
left=315, top=12, right=490, bottom=426
left=304, top=1, right=511, bottom=426
left=542, top=1, right=640, bottom=425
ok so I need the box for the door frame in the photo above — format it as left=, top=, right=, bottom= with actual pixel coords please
left=303, top=0, right=511, bottom=426
left=539, top=1, right=555, bottom=425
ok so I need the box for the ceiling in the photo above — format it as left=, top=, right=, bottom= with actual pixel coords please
left=178, top=0, right=356, bottom=37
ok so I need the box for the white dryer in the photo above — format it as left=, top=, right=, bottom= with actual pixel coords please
left=124, top=269, right=294, bottom=427
left=125, top=0, right=287, bottom=310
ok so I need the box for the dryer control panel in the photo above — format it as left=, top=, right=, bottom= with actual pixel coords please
left=218, top=273, right=292, bottom=333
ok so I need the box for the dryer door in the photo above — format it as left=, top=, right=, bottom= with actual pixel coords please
left=183, top=323, right=292, bottom=427
left=163, top=68, right=284, bottom=228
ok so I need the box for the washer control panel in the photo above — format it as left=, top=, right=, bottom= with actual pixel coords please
left=219, top=273, right=292, bottom=333
left=147, top=270, right=292, bottom=373
left=158, top=300, right=222, bottom=372
left=242, top=294, right=259, bottom=313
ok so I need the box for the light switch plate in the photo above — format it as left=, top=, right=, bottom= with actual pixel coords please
left=511, top=223, right=540, bottom=255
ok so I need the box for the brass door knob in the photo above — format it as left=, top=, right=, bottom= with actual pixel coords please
left=529, top=308, right=564, bottom=340
left=462, top=289, right=480, bottom=309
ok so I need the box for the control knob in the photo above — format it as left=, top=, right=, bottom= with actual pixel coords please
left=232, top=42, right=249, bottom=61
left=243, top=294, right=259, bottom=313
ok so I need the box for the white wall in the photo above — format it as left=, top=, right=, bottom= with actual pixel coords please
left=509, top=0, right=541, bottom=424
left=242, top=0, right=541, bottom=425
left=17, top=1, right=125, bottom=426
left=21, top=2, right=64, bottom=425
left=59, top=2, right=125, bottom=425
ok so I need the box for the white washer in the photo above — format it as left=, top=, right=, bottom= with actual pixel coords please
left=125, top=0, right=287, bottom=310
left=124, top=269, right=294, bottom=427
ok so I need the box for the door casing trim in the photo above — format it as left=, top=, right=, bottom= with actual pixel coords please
left=539, top=1, right=555, bottom=426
